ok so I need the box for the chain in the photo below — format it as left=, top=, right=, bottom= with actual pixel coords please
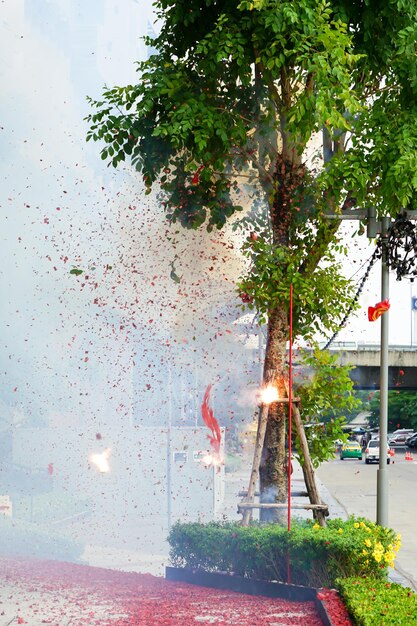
left=323, top=215, right=417, bottom=349
left=322, top=247, right=380, bottom=350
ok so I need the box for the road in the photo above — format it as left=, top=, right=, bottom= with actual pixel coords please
left=317, top=448, right=417, bottom=591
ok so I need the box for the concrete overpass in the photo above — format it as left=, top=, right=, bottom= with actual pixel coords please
left=326, top=342, right=417, bottom=390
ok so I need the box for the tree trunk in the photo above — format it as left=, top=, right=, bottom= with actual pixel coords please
left=259, top=307, right=289, bottom=523
left=259, top=402, right=287, bottom=522
left=242, top=154, right=311, bottom=525
left=241, top=306, right=289, bottom=526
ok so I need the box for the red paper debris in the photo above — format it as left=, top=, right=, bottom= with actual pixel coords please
left=201, top=384, right=221, bottom=454
left=368, top=299, right=390, bottom=321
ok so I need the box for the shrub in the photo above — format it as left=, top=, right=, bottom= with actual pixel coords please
left=337, top=577, right=417, bottom=625
left=0, top=517, right=84, bottom=562
left=168, top=516, right=400, bottom=588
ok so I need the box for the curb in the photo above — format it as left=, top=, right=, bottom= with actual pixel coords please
left=165, top=566, right=340, bottom=625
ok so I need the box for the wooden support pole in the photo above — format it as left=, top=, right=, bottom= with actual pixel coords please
left=241, top=394, right=303, bottom=527
left=238, top=502, right=329, bottom=512
left=241, top=402, right=270, bottom=526
left=292, top=403, right=327, bottom=527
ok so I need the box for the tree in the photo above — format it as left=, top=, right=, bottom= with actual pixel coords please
left=368, top=390, right=417, bottom=431
left=86, top=0, right=417, bottom=518
left=295, top=348, right=359, bottom=467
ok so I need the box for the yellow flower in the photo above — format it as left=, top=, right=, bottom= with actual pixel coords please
left=364, top=538, right=372, bottom=547
left=337, top=528, right=343, bottom=534
left=384, top=552, right=395, bottom=564
left=373, top=553, right=382, bottom=563
left=362, top=549, right=368, bottom=555
left=313, top=523, right=320, bottom=530
left=354, top=522, right=360, bottom=529
left=360, top=521, right=366, bottom=528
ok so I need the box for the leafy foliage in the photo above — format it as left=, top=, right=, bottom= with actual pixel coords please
left=368, top=390, right=417, bottom=430
left=337, top=576, right=417, bottom=626
left=168, top=516, right=400, bottom=588
left=86, top=0, right=417, bottom=340
left=86, top=1, right=417, bottom=491
left=294, top=348, right=359, bottom=467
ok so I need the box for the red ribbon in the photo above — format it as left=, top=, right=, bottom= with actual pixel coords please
left=201, top=384, right=221, bottom=454
left=368, top=299, right=390, bottom=321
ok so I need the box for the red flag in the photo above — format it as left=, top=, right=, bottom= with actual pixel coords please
left=48, top=463, right=54, bottom=475
left=201, top=384, right=221, bottom=454
left=368, top=299, right=390, bottom=321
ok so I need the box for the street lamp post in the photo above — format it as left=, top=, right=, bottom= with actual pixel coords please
left=327, top=208, right=417, bottom=527
left=366, top=211, right=391, bottom=526
left=376, top=217, right=391, bottom=527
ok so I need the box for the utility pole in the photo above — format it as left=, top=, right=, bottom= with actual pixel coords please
left=376, top=217, right=391, bottom=527
left=327, top=207, right=417, bottom=527
left=366, top=210, right=391, bottom=527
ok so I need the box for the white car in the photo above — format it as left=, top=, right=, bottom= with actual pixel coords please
left=364, top=440, right=391, bottom=464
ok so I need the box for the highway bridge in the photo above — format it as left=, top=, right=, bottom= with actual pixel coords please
left=325, top=342, right=417, bottom=390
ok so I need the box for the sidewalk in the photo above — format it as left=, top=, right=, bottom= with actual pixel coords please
left=0, top=557, right=325, bottom=626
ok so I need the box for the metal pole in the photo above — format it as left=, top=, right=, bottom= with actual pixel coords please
left=287, top=284, right=293, bottom=533
left=287, top=284, right=293, bottom=586
left=167, top=361, right=172, bottom=529
left=377, top=216, right=390, bottom=527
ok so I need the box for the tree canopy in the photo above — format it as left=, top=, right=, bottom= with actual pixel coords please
left=86, top=0, right=417, bottom=510
left=87, top=0, right=417, bottom=340
left=368, top=390, right=417, bottom=430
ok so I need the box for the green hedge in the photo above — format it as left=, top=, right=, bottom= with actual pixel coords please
left=168, top=517, right=400, bottom=588
left=0, top=517, right=84, bottom=562
left=337, top=577, right=417, bottom=626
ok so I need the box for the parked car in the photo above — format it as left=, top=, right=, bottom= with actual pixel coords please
left=388, top=429, right=414, bottom=446
left=364, top=440, right=391, bottom=464
left=340, top=441, right=362, bottom=460
left=406, top=433, right=417, bottom=448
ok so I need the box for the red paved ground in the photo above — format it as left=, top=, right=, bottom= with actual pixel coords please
left=0, top=557, right=325, bottom=625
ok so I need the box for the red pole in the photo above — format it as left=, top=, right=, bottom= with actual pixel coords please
left=287, top=284, right=293, bottom=584
left=287, top=284, right=293, bottom=532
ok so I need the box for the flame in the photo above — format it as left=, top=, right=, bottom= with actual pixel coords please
left=202, top=451, right=223, bottom=468
left=90, top=448, right=111, bottom=473
left=259, top=384, right=279, bottom=405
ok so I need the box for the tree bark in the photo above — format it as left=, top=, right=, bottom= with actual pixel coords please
left=259, top=401, right=287, bottom=522
left=241, top=306, right=289, bottom=526
left=259, top=306, right=289, bottom=523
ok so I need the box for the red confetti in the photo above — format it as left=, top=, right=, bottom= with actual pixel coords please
left=0, top=557, right=326, bottom=625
